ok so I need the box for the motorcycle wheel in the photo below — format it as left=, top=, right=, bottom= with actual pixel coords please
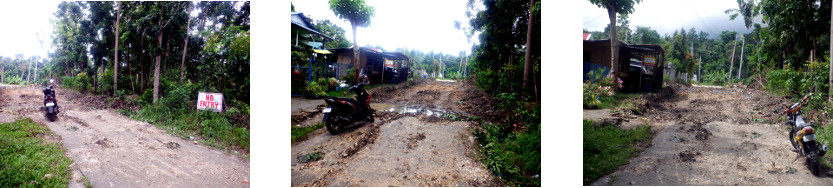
left=46, top=107, right=56, bottom=122
left=323, top=113, right=343, bottom=135
left=367, top=114, right=375, bottom=123
left=789, top=129, right=800, bottom=151
left=809, top=151, right=820, bottom=176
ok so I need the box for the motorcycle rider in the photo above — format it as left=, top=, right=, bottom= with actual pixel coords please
left=43, top=79, right=57, bottom=107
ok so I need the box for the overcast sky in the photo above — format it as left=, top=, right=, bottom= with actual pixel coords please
left=292, top=0, right=477, bottom=55
left=583, top=0, right=753, bottom=38
left=0, top=1, right=58, bottom=59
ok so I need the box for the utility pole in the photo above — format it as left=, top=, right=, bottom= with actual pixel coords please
left=738, top=35, right=745, bottom=79
left=728, top=34, right=738, bottom=84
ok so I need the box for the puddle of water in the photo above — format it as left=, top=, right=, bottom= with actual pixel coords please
left=370, top=103, right=447, bottom=117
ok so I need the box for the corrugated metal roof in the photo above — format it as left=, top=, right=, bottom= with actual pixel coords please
left=291, top=12, right=333, bottom=40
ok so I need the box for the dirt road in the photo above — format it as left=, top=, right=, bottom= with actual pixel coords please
left=0, top=85, right=249, bottom=187
left=290, top=80, right=499, bottom=186
left=588, top=84, right=833, bottom=186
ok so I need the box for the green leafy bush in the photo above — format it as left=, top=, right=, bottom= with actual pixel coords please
left=139, top=89, right=154, bottom=104
left=97, top=67, right=114, bottom=95
left=702, top=69, right=728, bottom=85
left=766, top=61, right=828, bottom=97
left=343, top=67, right=357, bottom=84
left=474, top=122, right=541, bottom=186
left=305, top=79, right=327, bottom=97
left=3, top=75, right=23, bottom=85
left=475, top=69, right=498, bottom=92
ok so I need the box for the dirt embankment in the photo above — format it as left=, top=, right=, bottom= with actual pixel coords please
left=291, top=80, right=500, bottom=186
left=588, top=84, right=833, bottom=186
left=0, top=85, right=249, bottom=187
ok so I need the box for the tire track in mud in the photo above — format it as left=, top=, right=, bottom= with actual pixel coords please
left=1, top=85, right=249, bottom=187
left=291, top=80, right=497, bottom=186
left=592, top=85, right=833, bottom=185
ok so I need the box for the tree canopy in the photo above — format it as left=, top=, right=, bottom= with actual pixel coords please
left=41, top=1, right=250, bottom=104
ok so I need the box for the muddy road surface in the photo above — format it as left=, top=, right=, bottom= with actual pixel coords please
left=588, top=84, right=833, bottom=186
left=0, top=85, right=249, bottom=187
left=290, top=80, right=499, bottom=186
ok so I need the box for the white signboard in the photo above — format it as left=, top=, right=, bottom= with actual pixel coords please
left=197, top=92, right=224, bottom=112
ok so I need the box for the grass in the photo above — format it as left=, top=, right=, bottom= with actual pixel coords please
left=120, top=103, right=250, bottom=154
left=82, top=176, right=92, bottom=188
left=0, top=118, right=73, bottom=187
left=597, top=93, right=642, bottom=109
left=291, top=123, right=325, bottom=143
left=583, top=119, right=653, bottom=185
left=325, top=90, right=352, bottom=98
left=815, top=124, right=833, bottom=169
left=473, top=122, right=541, bottom=186
left=323, top=83, right=394, bottom=98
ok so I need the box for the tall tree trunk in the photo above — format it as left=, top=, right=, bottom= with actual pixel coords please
left=606, top=3, right=619, bottom=91
left=140, top=30, right=146, bottom=92
left=164, top=33, right=171, bottom=73
left=128, top=42, right=134, bottom=94
left=523, top=0, right=535, bottom=91
left=65, top=60, right=70, bottom=76
left=458, top=57, right=463, bottom=77
left=181, top=3, right=192, bottom=85
left=351, top=21, right=360, bottom=81
left=34, top=60, right=38, bottom=85
left=25, top=61, right=29, bottom=83
left=154, top=19, right=162, bottom=103
left=729, top=34, right=737, bottom=84
left=113, top=1, right=120, bottom=95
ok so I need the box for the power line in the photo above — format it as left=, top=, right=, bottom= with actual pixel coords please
left=583, top=11, right=606, bottom=26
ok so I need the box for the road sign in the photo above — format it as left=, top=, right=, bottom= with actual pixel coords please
left=197, top=92, right=224, bottom=112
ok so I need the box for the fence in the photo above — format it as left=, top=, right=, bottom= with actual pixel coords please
left=582, top=62, right=610, bottom=84
left=291, top=59, right=355, bottom=96
left=663, top=64, right=692, bottom=84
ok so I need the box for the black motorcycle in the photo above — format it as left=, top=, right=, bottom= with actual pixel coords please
left=43, top=85, right=59, bottom=121
left=322, top=82, right=375, bottom=134
left=785, top=94, right=828, bottom=176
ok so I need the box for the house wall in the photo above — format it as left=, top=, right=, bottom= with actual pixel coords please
left=583, top=41, right=613, bottom=69
left=336, top=50, right=369, bottom=70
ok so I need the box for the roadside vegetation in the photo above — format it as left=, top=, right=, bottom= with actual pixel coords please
left=118, top=81, right=250, bottom=153
left=291, top=123, right=324, bottom=143
left=464, top=0, right=541, bottom=186
left=583, top=68, right=642, bottom=109
left=0, top=118, right=73, bottom=187
left=0, top=1, right=253, bottom=154
left=765, top=60, right=833, bottom=168
left=583, top=119, right=653, bottom=185
left=473, top=118, right=540, bottom=186
left=587, top=0, right=833, bottom=177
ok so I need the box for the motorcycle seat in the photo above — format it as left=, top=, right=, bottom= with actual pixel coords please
left=797, top=122, right=813, bottom=129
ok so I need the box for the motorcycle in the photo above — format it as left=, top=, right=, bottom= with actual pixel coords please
left=43, top=80, right=59, bottom=121
left=321, top=82, right=375, bottom=134
left=784, top=93, right=828, bottom=176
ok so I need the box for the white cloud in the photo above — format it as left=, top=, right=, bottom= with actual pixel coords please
left=0, top=1, right=59, bottom=58
left=583, top=0, right=752, bottom=38
left=292, top=0, right=475, bottom=55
